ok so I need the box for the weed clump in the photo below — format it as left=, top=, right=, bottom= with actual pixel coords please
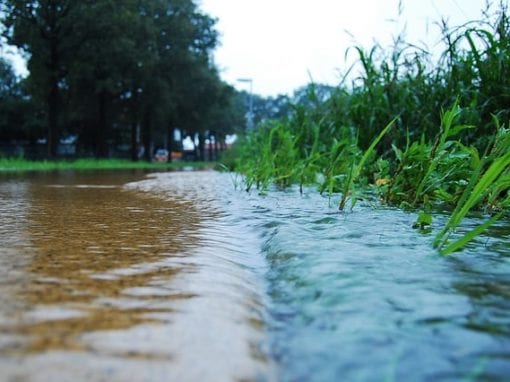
left=229, top=4, right=510, bottom=254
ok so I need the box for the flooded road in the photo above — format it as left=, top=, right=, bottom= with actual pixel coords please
left=0, top=171, right=272, bottom=381
left=0, top=170, right=509, bottom=381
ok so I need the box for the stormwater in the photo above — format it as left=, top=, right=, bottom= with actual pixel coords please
left=0, top=170, right=508, bottom=381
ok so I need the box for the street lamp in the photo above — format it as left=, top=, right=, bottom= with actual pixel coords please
left=237, top=78, right=254, bottom=130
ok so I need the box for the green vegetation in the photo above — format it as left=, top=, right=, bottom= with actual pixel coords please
left=0, top=0, right=244, bottom=161
left=228, top=4, right=510, bottom=254
left=0, top=1, right=295, bottom=162
left=0, top=158, right=213, bottom=172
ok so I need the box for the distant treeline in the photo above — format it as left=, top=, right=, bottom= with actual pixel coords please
left=0, top=0, right=249, bottom=160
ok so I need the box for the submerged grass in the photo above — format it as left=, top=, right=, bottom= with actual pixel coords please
left=0, top=158, right=213, bottom=172
left=227, top=4, right=510, bottom=254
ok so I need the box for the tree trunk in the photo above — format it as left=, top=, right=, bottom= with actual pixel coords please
left=166, top=126, right=174, bottom=163
left=47, top=79, right=59, bottom=158
left=209, top=131, right=215, bottom=161
left=130, top=122, right=139, bottom=161
left=95, top=91, right=108, bottom=158
left=142, top=112, right=152, bottom=162
left=214, top=132, right=221, bottom=157
left=197, top=132, right=205, bottom=161
left=47, top=41, right=60, bottom=158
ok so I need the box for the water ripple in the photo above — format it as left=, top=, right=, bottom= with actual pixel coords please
left=1, top=171, right=509, bottom=381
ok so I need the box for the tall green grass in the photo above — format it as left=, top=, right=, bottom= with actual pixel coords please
left=228, top=3, right=510, bottom=254
left=434, top=119, right=510, bottom=254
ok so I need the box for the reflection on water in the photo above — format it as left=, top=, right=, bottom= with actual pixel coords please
left=0, top=171, right=272, bottom=381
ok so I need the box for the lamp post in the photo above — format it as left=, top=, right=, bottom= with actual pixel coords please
left=237, top=78, right=254, bottom=130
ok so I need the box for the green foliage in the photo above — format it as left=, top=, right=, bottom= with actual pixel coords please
left=414, top=212, right=433, bottom=229
left=339, top=117, right=396, bottom=210
left=232, top=4, right=510, bottom=254
left=434, top=125, right=510, bottom=254
left=385, top=101, right=477, bottom=208
left=0, top=0, right=239, bottom=159
left=0, top=58, right=34, bottom=141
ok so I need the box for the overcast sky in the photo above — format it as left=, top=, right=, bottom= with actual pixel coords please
left=198, top=0, right=500, bottom=96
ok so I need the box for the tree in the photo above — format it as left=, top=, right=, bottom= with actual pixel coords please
left=66, top=0, right=141, bottom=157
left=1, top=0, right=87, bottom=157
left=0, top=57, right=27, bottom=141
left=118, top=0, right=222, bottom=161
left=1, top=0, right=241, bottom=160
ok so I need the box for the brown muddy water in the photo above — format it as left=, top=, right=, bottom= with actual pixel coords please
left=0, top=171, right=272, bottom=382
left=1, top=170, right=509, bottom=382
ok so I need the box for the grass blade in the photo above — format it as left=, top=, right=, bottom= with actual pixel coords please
left=440, top=213, right=502, bottom=255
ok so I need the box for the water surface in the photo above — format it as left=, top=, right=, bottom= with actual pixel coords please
left=0, top=170, right=509, bottom=381
left=0, top=171, right=271, bottom=381
left=128, top=171, right=510, bottom=381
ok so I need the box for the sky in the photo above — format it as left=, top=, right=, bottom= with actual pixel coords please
left=198, top=0, right=501, bottom=97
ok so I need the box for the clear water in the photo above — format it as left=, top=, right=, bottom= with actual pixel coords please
left=0, top=170, right=509, bottom=381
